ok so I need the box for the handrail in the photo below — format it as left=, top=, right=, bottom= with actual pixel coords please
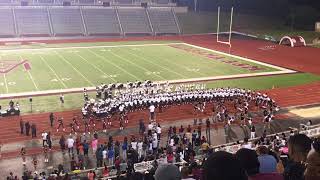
left=145, top=7, right=155, bottom=36
left=79, top=6, right=88, bottom=36
left=171, top=7, right=181, bottom=34
left=11, top=7, right=18, bottom=37
left=115, top=7, right=124, bottom=36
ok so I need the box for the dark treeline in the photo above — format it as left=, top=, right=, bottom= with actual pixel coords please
left=176, top=0, right=320, bottom=30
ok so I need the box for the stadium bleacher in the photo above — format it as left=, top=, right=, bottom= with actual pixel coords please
left=117, top=7, right=152, bottom=35
left=0, top=8, right=16, bottom=37
left=82, top=7, right=121, bottom=35
left=15, top=7, right=51, bottom=36
left=148, top=7, right=180, bottom=34
left=49, top=7, right=85, bottom=36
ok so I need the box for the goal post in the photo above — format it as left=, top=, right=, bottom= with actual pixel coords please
left=217, top=6, right=234, bottom=48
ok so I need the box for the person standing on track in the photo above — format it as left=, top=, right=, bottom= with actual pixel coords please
left=41, top=131, right=48, bottom=147
left=49, top=112, right=54, bottom=128
left=149, top=104, right=155, bottom=121
left=25, top=121, right=30, bottom=136
left=19, top=118, right=24, bottom=135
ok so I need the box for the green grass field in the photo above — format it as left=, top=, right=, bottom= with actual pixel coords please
left=0, top=40, right=319, bottom=114
left=0, top=41, right=286, bottom=95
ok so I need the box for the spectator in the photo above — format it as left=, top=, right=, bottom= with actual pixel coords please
left=67, top=136, right=74, bottom=155
left=49, top=112, right=54, bottom=127
left=304, top=138, right=320, bottom=180
left=83, top=140, right=89, bottom=156
left=25, top=121, right=30, bottom=136
left=41, top=131, right=48, bottom=147
left=181, top=166, right=195, bottom=180
left=122, top=137, right=128, bottom=160
left=91, top=137, right=98, bottom=154
left=31, top=124, right=36, bottom=138
left=59, top=135, right=65, bottom=152
left=235, top=148, right=283, bottom=180
left=154, top=164, right=181, bottom=180
left=19, top=119, right=24, bottom=134
left=256, top=146, right=277, bottom=173
left=203, top=151, right=248, bottom=180
left=284, top=134, right=312, bottom=180
left=87, top=170, right=94, bottom=180
left=250, top=125, right=256, bottom=139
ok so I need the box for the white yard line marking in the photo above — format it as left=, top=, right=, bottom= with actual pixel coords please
left=107, top=49, right=166, bottom=80
left=0, top=56, right=9, bottom=93
left=38, top=54, right=68, bottom=89
left=183, top=43, right=296, bottom=73
left=19, top=55, right=39, bottom=91
left=0, top=70, right=296, bottom=99
left=3, top=73, right=8, bottom=93
left=53, top=51, right=95, bottom=86
left=0, top=43, right=184, bottom=52
left=124, top=49, right=188, bottom=79
left=86, top=48, right=142, bottom=81
left=74, top=53, right=117, bottom=83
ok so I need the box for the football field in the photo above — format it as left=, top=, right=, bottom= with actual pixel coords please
left=0, top=41, right=295, bottom=96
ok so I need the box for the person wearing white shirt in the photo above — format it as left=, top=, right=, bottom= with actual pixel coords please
left=41, top=131, right=48, bottom=147
left=67, top=137, right=74, bottom=154
left=149, top=104, right=155, bottom=120
left=131, top=141, right=137, bottom=150
left=156, top=124, right=161, bottom=140
left=102, top=148, right=107, bottom=165
left=137, top=140, right=143, bottom=158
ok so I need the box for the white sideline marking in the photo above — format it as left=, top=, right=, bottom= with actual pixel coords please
left=87, top=48, right=142, bottom=81
left=53, top=51, right=95, bottom=86
left=38, top=54, right=68, bottom=89
left=0, top=70, right=296, bottom=99
left=19, top=55, right=39, bottom=91
left=182, top=43, right=296, bottom=73
left=124, top=49, right=188, bottom=79
left=74, top=52, right=117, bottom=83
left=107, top=49, right=166, bottom=80
left=0, top=43, right=185, bottom=52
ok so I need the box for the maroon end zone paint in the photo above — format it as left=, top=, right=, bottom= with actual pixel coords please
left=23, top=62, right=31, bottom=71
left=0, top=60, right=28, bottom=74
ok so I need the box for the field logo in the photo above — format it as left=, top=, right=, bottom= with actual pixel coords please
left=0, top=59, right=30, bottom=74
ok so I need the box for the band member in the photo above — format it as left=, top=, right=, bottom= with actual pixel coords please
left=56, top=117, right=65, bottom=132
left=72, top=117, right=80, bottom=129
left=69, top=123, right=77, bottom=135
left=43, top=145, right=49, bottom=163
left=102, top=118, right=108, bottom=133
left=20, top=147, right=26, bottom=166
left=83, top=119, right=90, bottom=135
left=88, top=116, right=96, bottom=127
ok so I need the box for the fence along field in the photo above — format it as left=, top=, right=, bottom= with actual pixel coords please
left=0, top=41, right=295, bottom=97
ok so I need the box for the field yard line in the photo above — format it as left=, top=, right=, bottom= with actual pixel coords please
left=107, top=49, right=166, bottom=80
left=38, top=54, right=68, bottom=89
left=3, top=74, right=8, bottom=93
left=86, top=49, right=142, bottom=81
left=0, top=43, right=185, bottom=52
left=183, top=43, right=296, bottom=72
left=19, top=55, right=39, bottom=91
left=124, top=49, right=188, bottom=79
left=53, top=51, right=95, bottom=87
left=0, top=56, right=9, bottom=93
left=74, top=53, right=117, bottom=83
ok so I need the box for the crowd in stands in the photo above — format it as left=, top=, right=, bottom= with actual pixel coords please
left=9, top=124, right=320, bottom=180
